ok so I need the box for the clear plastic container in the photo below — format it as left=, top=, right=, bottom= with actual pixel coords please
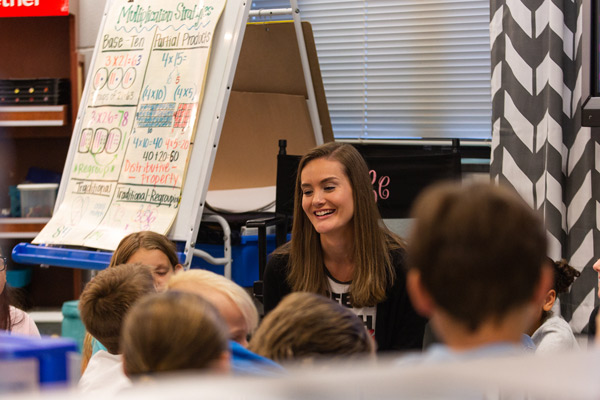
left=17, top=183, right=59, bottom=218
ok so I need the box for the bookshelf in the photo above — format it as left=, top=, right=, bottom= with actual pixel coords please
left=0, top=15, right=81, bottom=304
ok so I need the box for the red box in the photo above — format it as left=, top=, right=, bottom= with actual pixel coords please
left=0, top=0, right=69, bottom=18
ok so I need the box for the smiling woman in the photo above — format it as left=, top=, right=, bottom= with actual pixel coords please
left=300, top=158, right=354, bottom=243
left=262, top=142, right=427, bottom=353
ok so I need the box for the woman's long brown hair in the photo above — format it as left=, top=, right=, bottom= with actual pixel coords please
left=279, top=142, right=403, bottom=308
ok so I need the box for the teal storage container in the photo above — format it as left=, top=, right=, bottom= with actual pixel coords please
left=61, top=300, right=85, bottom=353
left=6, top=268, right=32, bottom=288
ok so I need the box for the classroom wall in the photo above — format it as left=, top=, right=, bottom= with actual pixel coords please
left=70, top=0, right=492, bottom=187
left=75, top=0, right=109, bottom=78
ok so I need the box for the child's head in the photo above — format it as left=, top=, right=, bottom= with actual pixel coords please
left=110, top=231, right=183, bottom=291
left=551, top=259, right=581, bottom=293
left=121, top=291, right=230, bottom=377
left=248, top=292, right=375, bottom=363
left=406, top=182, right=551, bottom=341
left=79, top=263, right=155, bottom=354
left=530, top=258, right=580, bottom=333
left=168, top=270, right=258, bottom=346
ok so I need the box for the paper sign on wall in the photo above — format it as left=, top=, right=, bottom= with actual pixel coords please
left=34, top=0, right=226, bottom=250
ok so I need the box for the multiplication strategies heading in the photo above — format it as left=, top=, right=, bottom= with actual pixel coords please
left=117, top=2, right=215, bottom=28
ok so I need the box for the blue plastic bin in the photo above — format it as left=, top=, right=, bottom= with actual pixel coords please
left=0, top=333, right=77, bottom=386
left=192, top=234, right=280, bottom=287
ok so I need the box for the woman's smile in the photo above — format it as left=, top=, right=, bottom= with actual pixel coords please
left=315, top=209, right=335, bottom=217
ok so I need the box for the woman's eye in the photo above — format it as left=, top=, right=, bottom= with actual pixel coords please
left=302, top=190, right=313, bottom=196
left=324, top=186, right=335, bottom=191
left=154, top=270, right=168, bottom=277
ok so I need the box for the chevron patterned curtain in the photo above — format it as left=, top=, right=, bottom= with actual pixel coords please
left=489, top=0, right=599, bottom=333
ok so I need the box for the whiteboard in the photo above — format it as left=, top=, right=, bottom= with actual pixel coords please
left=40, top=0, right=250, bottom=265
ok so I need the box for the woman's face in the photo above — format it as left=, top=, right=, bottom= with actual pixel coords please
left=127, top=248, right=181, bottom=292
left=300, top=158, right=354, bottom=238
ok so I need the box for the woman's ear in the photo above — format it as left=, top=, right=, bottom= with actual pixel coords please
left=173, top=264, right=184, bottom=273
left=542, top=289, right=557, bottom=312
left=406, top=270, right=435, bottom=318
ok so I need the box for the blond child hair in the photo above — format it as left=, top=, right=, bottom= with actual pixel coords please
left=168, top=269, right=259, bottom=343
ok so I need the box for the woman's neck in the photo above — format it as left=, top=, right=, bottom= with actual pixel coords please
left=321, top=230, right=354, bottom=282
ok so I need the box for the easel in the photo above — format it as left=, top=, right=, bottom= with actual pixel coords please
left=12, top=0, right=327, bottom=286
left=248, top=0, right=323, bottom=146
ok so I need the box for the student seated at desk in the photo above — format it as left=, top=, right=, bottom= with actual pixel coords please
left=78, top=263, right=155, bottom=395
left=0, top=248, right=39, bottom=337
left=405, top=182, right=553, bottom=360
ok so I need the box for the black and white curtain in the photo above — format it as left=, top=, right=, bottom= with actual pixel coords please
left=490, top=0, right=599, bottom=332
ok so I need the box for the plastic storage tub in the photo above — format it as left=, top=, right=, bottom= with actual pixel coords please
left=0, top=332, right=78, bottom=388
left=6, top=268, right=32, bottom=288
left=192, top=234, right=280, bottom=287
left=17, top=183, right=59, bottom=218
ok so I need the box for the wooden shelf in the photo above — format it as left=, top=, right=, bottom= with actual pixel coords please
left=0, top=105, right=68, bottom=127
left=0, top=16, right=81, bottom=304
left=0, top=217, right=49, bottom=239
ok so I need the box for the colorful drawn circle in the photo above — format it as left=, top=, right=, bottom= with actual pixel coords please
left=106, top=128, right=122, bottom=154
left=107, top=68, right=123, bottom=90
left=78, top=128, right=93, bottom=153
left=93, top=68, right=108, bottom=90
left=122, top=67, right=136, bottom=89
left=91, top=128, right=108, bottom=154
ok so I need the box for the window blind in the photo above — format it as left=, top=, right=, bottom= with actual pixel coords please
left=251, top=0, right=492, bottom=140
